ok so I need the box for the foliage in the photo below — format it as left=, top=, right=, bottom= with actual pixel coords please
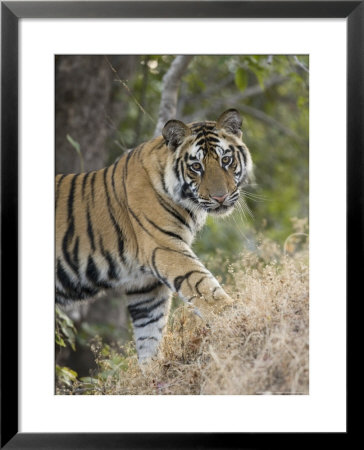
left=62, top=226, right=309, bottom=395
left=56, top=365, right=78, bottom=388
left=55, top=305, right=77, bottom=351
left=55, top=305, right=79, bottom=389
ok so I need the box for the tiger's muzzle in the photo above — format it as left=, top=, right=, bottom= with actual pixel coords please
left=203, top=190, right=239, bottom=214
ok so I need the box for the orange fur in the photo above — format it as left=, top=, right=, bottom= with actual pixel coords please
left=55, top=109, right=253, bottom=362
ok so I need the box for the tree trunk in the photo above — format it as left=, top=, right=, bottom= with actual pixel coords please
left=154, top=55, right=193, bottom=137
left=55, top=55, right=137, bottom=376
left=55, top=55, right=137, bottom=174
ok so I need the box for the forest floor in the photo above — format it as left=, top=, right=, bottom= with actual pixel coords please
left=65, top=234, right=309, bottom=396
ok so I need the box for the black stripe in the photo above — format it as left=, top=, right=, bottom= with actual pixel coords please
left=124, top=149, right=133, bottom=179
left=82, top=172, right=91, bottom=199
left=105, top=252, right=118, bottom=280
left=192, top=125, right=204, bottom=133
left=99, top=237, right=118, bottom=280
left=173, top=157, right=181, bottom=181
left=195, top=275, right=209, bottom=296
left=174, top=270, right=207, bottom=292
left=229, top=191, right=240, bottom=201
left=156, top=245, right=197, bottom=260
left=57, top=258, right=99, bottom=301
left=174, top=275, right=184, bottom=292
left=235, top=149, right=244, bottom=176
left=135, top=143, right=145, bottom=159
left=56, top=174, right=67, bottom=191
left=126, top=281, right=162, bottom=296
left=149, top=248, right=198, bottom=289
left=134, top=313, right=164, bottom=328
left=128, top=298, right=166, bottom=321
left=86, top=206, right=96, bottom=252
left=181, top=182, right=192, bottom=200
left=86, top=255, right=99, bottom=284
left=122, top=153, right=130, bottom=200
left=137, top=336, right=158, bottom=342
left=129, top=297, right=165, bottom=312
left=159, top=170, right=169, bottom=194
left=85, top=255, right=112, bottom=289
left=151, top=248, right=171, bottom=288
left=184, top=206, right=197, bottom=223
left=72, top=237, right=79, bottom=269
left=237, top=145, right=247, bottom=166
left=155, top=192, right=192, bottom=232
left=111, top=158, right=122, bottom=206
left=144, top=215, right=185, bottom=242
left=90, top=171, right=97, bottom=205
left=62, top=219, right=78, bottom=274
left=62, top=175, right=80, bottom=274
left=128, top=297, right=155, bottom=309
left=55, top=174, right=67, bottom=209
left=67, top=174, right=79, bottom=221
left=212, top=286, right=221, bottom=297
left=57, top=258, right=77, bottom=295
left=121, top=153, right=141, bottom=259
left=103, top=167, right=125, bottom=263
left=128, top=206, right=154, bottom=239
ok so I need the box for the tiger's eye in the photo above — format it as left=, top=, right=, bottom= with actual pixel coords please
left=191, top=162, right=202, bottom=172
left=222, top=156, right=231, bottom=165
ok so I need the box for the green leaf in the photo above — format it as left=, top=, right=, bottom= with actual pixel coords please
left=80, top=377, right=99, bottom=384
left=55, top=335, right=66, bottom=347
left=56, top=365, right=78, bottom=387
left=66, top=133, right=80, bottom=154
left=66, top=134, right=84, bottom=172
left=55, top=306, right=77, bottom=351
left=235, top=67, right=248, bottom=92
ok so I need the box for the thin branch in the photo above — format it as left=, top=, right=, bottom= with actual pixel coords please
left=238, top=104, right=303, bottom=142
left=184, top=100, right=302, bottom=143
left=133, top=56, right=150, bottom=146
left=182, top=75, right=289, bottom=121
left=104, top=55, right=156, bottom=125
left=154, top=55, right=194, bottom=137
left=293, top=56, right=309, bottom=74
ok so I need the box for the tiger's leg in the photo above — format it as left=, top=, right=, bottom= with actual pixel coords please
left=126, top=281, right=172, bottom=364
left=150, top=246, right=232, bottom=309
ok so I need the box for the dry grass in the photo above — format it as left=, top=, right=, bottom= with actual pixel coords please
left=71, top=233, right=309, bottom=395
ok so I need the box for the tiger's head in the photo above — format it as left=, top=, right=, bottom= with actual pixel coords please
left=162, top=109, right=253, bottom=216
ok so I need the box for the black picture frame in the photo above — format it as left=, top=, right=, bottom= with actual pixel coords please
left=1, top=1, right=358, bottom=448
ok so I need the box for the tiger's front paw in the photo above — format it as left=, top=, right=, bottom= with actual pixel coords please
left=193, top=286, right=234, bottom=316
left=212, top=287, right=233, bottom=304
left=211, top=288, right=234, bottom=313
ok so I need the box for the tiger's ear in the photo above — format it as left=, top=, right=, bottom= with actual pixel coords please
left=217, top=109, right=242, bottom=137
left=162, top=119, right=191, bottom=151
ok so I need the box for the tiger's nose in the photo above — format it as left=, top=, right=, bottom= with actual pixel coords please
left=211, top=193, right=228, bottom=204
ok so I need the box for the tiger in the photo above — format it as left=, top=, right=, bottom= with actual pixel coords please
left=55, top=109, right=253, bottom=364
